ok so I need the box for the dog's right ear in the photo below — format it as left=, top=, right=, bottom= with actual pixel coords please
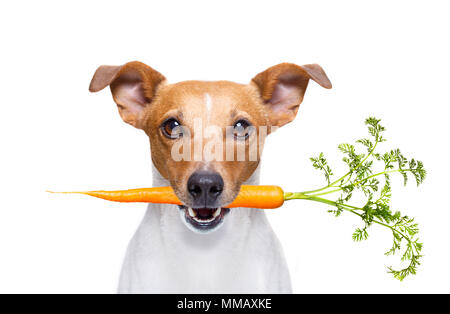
left=89, top=61, right=166, bottom=129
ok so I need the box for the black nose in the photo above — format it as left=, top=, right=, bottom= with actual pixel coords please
left=187, top=171, right=224, bottom=207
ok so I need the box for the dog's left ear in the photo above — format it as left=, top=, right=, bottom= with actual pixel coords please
left=252, top=63, right=332, bottom=127
left=89, top=61, right=166, bottom=129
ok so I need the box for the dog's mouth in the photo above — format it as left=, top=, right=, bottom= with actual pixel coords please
left=178, top=205, right=230, bottom=233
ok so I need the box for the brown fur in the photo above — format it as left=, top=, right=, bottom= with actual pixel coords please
left=252, top=63, right=332, bottom=127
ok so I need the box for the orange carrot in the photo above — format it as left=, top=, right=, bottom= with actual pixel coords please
left=227, top=185, right=284, bottom=209
left=48, top=187, right=182, bottom=205
left=48, top=185, right=285, bottom=209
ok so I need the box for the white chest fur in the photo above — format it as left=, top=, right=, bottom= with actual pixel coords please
left=117, top=166, right=292, bottom=293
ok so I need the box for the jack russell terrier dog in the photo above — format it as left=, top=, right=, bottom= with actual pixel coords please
left=89, top=61, right=331, bottom=293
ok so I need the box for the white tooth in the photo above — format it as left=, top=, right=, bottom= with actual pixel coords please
left=188, top=207, right=196, bottom=217
left=213, top=207, right=221, bottom=218
left=195, top=216, right=215, bottom=223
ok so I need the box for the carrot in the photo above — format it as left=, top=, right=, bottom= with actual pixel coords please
left=47, top=187, right=182, bottom=205
left=48, top=185, right=285, bottom=209
left=227, top=185, right=284, bottom=209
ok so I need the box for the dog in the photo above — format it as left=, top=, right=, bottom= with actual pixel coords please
left=89, top=61, right=331, bottom=293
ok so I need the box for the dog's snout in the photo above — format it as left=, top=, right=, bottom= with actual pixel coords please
left=187, top=171, right=224, bottom=207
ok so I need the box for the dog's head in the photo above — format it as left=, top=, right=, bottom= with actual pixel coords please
left=89, top=61, right=331, bottom=233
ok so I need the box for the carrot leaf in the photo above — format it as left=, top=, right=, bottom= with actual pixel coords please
left=287, top=117, right=426, bottom=281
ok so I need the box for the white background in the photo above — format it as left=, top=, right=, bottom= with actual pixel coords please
left=1, top=0, right=449, bottom=293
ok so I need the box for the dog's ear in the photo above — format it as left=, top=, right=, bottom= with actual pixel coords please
left=89, top=61, right=166, bottom=129
left=252, top=63, right=331, bottom=127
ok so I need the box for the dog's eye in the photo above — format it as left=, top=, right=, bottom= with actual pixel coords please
left=161, top=118, right=183, bottom=139
left=233, top=119, right=252, bottom=140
